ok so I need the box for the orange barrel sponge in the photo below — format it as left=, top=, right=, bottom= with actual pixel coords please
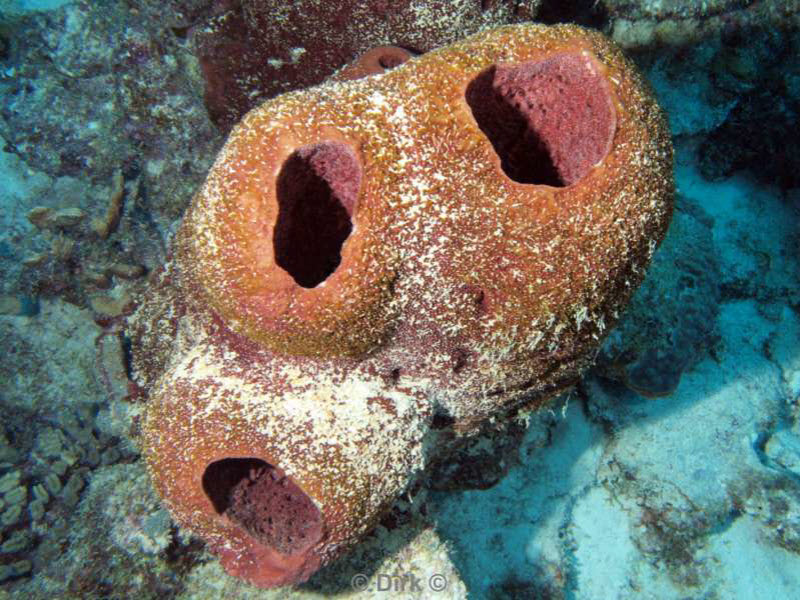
left=132, top=24, right=673, bottom=588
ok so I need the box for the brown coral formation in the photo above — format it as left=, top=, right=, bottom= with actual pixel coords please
left=131, top=24, right=673, bottom=588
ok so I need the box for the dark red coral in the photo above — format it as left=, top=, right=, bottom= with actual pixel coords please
left=191, top=0, right=540, bottom=130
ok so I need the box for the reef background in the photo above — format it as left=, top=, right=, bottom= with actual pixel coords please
left=0, top=1, right=799, bottom=598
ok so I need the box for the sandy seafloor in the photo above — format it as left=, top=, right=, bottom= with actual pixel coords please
left=1, top=1, right=799, bottom=599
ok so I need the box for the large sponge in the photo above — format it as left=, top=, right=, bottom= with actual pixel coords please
left=134, top=23, right=673, bottom=589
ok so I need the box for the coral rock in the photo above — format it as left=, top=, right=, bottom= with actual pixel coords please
left=131, top=24, right=674, bottom=588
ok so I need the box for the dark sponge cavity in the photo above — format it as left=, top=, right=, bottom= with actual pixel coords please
left=202, top=458, right=323, bottom=556
left=273, top=141, right=361, bottom=288
left=466, top=53, right=616, bottom=186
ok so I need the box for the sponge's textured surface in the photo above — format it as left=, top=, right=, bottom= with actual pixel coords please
left=131, top=23, right=674, bottom=589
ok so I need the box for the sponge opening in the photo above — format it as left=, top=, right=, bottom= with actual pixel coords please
left=202, top=458, right=323, bottom=556
left=273, top=141, right=361, bottom=288
left=465, top=53, right=616, bottom=187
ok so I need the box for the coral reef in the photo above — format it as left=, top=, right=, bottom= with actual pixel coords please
left=190, top=0, right=542, bottom=130
left=594, top=195, right=721, bottom=397
left=131, top=22, right=673, bottom=589
left=602, top=3, right=800, bottom=199
left=0, top=1, right=219, bottom=221
left=699, top=33, right=800, bottom=191
left=0, top=294, right=143, bottom=589
left=53, top=464, right=186, bottom=598
left=606, top=0, right=800, bottom=50
left=0, top=389, right=135, bottom=586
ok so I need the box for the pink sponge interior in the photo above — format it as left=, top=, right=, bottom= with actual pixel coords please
left=273, top=141, right=361, bottom=288
left=203, top=458, right=324, bottom=556
left=466, top=53, right=616, bottom=186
